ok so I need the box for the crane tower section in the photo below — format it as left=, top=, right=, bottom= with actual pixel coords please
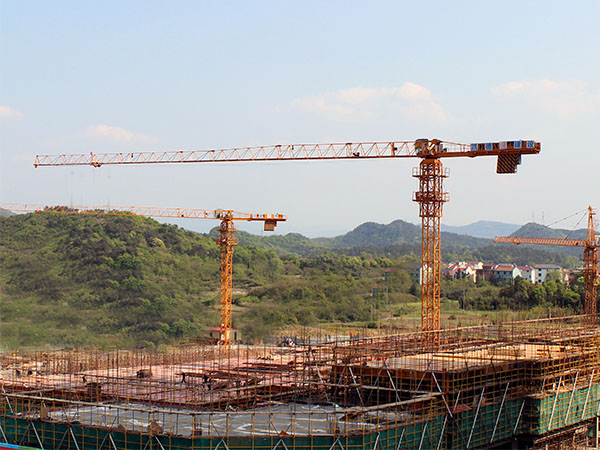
left=413, top=151, right=448, bottom=337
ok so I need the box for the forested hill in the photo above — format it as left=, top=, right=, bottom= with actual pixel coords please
left=234, top=218, right=581, bottom=262
left=321, top=220, right=493, bottom=249
left=233, top=219, right=491, bottom=256
left=0, top=213, right=282, bottom=349
left=504, top=222, right=589, bottom=257
left=511, top=222, right=588, bottom=240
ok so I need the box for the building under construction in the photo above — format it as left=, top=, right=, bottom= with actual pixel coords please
left=2, top=316, right=600, bottom=450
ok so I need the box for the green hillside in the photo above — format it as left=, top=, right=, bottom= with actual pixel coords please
left=234, top=219, right=493, bottom=255
left=0, top=213, right=391, bottom=348
left=314, top=219, right=492, bottom=249
left=0, top=213, right=221, bottom=348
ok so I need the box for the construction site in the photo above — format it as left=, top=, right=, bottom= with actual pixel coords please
left=2, top=316, right=600, bottom=450
left=1, top=139, right=598, bottom=449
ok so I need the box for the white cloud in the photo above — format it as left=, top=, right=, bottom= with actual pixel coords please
left=0, top=105, right=23, bottom=119
left=492, top=79, right=600, bottom=118
left=85, top=124, right=159, bottom=144
left=291, top=83, right=447, bottom=122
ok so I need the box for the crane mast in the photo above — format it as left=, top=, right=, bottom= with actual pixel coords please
left=216, top=212, right=236, bottom=350
left=494, top=206, right=599, bottom=325
left=3, top=203, right=286, bottom=349
left=34, top=138, right=540, bottom=344
left=583, top=207, right=599, bottom=320
left=413, top=155, right=448, bottom=337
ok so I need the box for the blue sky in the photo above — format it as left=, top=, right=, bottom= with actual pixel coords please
left=1, top=1, right=599, bottom=236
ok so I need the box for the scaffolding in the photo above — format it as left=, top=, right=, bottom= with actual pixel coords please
left=2, top=316, right=600, bottom=450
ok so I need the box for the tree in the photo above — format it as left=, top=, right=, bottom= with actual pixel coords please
left=546, top=270, right=564, bottom=283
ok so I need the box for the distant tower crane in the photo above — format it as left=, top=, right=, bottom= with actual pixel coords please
left=3, top=203, right=286, bottom=348
left=494, top=206, right=599, bottom=325
left=34, top=138, right=540, bottom=343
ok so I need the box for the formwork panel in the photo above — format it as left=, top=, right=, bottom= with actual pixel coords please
left=447, top=398, right=526, bottom=449
left=529, top=384, right=600, bottom=434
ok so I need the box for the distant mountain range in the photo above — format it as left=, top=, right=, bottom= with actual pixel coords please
left=230, top=218, right=586, bottom=266
left=229, top=219, right=492, bottom=256
left=441, top=220, right=521, bottom=239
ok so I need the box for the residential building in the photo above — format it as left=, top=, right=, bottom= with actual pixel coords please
left=442, top=264, right=458, bottom=280
left=492, top=264, right=522, bottom=283
left=517, top=265, right=535, bottom=283
left=477, top=263, right=495, bottom=283
left=443, top=261, right=481, bottom=282
left=535, top=264, right=562, bottom=284
left=456, top=262, right=480, bottom=282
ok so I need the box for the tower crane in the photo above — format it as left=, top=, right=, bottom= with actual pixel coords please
left=34, top=138, right=540, bottom=343
left=3, top=203, right=286, bottom=348
left=494, top=206, right=599, bottom=325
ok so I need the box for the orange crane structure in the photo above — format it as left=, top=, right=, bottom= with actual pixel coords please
left=494, top=206, right=600, bottom=325
left=34, top=138, right=540, bottom=342
left=3, top=203, right=286, bottom=348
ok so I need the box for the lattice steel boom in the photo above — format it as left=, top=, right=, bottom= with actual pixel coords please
left=33, top=138, right=540, bottom=341
left=2, top=203, right=286, bottom=348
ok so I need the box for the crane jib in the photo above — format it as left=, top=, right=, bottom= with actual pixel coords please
left=33, top=140, right=540, bottom=167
